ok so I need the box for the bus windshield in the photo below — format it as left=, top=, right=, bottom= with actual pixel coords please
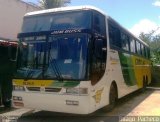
left=16, top=34, right=89, bottom=80
left=22, top=10, right=91, bottom=33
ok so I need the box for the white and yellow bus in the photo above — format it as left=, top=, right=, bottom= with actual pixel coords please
left=12, top=6, right=151, bottom=114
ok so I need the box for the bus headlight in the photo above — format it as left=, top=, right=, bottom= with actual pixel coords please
left=13, top=85, right=25, bottom=91
left=66, top=88, right=88, bottom=95
left=13, top=96, right=22, bottom=101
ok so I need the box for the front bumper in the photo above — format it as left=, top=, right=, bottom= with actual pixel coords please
left=12, top=91, right=92, bottom=114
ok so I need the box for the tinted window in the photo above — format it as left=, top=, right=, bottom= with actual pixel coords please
left=147, top=48, right=150, bottom=59
left=130, top=39, right=136, bottom=53
left=91, top=38, right=107, bottom=85
left=22, top=10, right=92, bottom=33
left=141, top=44, right=145, bottom=56
left=143, top=46, right=147, bottom=58
left=121, top=33, right=130, bottom=51
left=108, top=22, right=121, bottom=48
left=93, top=12, right=106, bottom=36
left=94, top=39, right=107, bottom=62
left=136, top=41, right=141, bottom=55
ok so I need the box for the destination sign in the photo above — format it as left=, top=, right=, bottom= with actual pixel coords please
left=51, top=29, right=82, bottom=35
left=18, top=29, right=91, bottom=38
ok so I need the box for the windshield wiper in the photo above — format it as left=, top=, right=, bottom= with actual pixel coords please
left=24, top=57, right=38, bottom=80
left=47, top=57, right=63, bottom=81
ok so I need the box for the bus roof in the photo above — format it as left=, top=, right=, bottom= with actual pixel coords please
left=24, top=5, right=149, bottom=47
left=25, top=5, right=106, bottom=17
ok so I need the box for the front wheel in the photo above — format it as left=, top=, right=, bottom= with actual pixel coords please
left=142, top=77, right=148, bottom=92
left=109, top=84, right=117, bottom=110
left=102, top=84, right=117, bottom=112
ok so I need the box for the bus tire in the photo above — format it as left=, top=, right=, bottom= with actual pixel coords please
left=102, top=83, right=117, bottom=112
left=146, top=76, right=148, bottom=85
left=142, top=77, right=147, bottom=92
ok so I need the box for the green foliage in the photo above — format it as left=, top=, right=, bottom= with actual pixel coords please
left=139, top=32, right=152, bottom=45
left=139, top=29, right=160, bottom=65
left=151, top=66, right=160, bottom=85
left=39, top=0, right=71, bottom=9
left=151, top=50, right=160, bottom=65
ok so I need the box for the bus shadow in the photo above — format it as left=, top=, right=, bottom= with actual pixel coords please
left=0, top=107, right=15, bottom=114
left=96, top=88, right=155, bottom=116
left=17, top=89, right=155, bottom=122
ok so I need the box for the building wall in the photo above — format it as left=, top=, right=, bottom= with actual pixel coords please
left=0, top=0, right=40, bottom=41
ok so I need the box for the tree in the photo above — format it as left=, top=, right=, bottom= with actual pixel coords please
left=139, top=32, right=151, bottom=46
left=139, top=28, right=160, bottom=65
left=39, top=0, right=71, bottom=9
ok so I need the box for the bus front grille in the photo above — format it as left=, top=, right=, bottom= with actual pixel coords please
left=45, top=87, right=61, bottom=92
left=27, top=87, right=40, bottom=92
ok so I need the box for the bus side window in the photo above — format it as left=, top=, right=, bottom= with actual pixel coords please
left=94, top=39, right=106, bottom=60
left=91, top=38, right=107, bottom=85
left=147, top=48, right=150, bottom=59
left=141, top=44, right=145, bottom=57
left=93, top=11, right=106, bottom=36
left=94, top=16, right=100, bottom=32
left=108, top=22, right=121, bottom=48
left=143, top=46, right=147, bottom=58
left=136, top=41, right=141, bottom=55
left=130, top=39, right=136, bottom=53
left=121, top=33, right=130, bottom=51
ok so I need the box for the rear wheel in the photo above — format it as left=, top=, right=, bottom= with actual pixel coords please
left=142, top=77, right=147, bottom=92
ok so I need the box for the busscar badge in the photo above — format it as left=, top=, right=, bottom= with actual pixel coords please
left=93, top=88, right=104, bottom=103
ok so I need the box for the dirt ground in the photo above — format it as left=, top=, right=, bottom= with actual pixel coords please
left=102, top=88, right=160, bottom=116
left=1, top=88, right=160, bottom=122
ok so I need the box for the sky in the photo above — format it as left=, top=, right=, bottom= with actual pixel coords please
left=24, top=0, right=160, bottom=36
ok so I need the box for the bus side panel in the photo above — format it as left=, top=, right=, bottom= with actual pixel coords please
left=119, top=52, right=137, bottom=86
left=109, top=50, right=138, bottom=99
left=88, top=49, right=151, bottom=111
left=118, top=51, right=151, bottom=89
left=132, top=56, right=151, bottom=88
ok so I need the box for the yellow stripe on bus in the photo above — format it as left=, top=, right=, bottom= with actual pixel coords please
left=12, top=79, right=54, bottom=87
left=131, top=56, right=151, bottom=88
